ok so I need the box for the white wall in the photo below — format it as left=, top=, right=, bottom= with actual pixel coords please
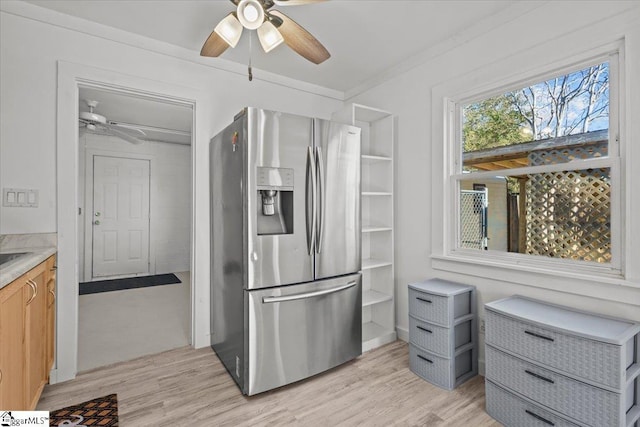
left=78, top=133, right=192, bottom=280
left=0, top=2, right=343, bottom=381
left=349, top=1, right=640, bottom=367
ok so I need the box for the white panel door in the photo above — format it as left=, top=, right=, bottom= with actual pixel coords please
left=92, top=156, right=150, bottom=278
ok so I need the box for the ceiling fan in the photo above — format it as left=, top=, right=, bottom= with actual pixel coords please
left=79, top=100, right=146, bottom=144
left=201, top=0, right=330, bottom=67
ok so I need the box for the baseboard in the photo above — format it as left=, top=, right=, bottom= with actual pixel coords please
left=396, top=326, right=409, bottom=342
left=48, top=368, right=59, bottom=385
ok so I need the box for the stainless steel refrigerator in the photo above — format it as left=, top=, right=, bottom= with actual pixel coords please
left=210, top=107, right=362, bottom=396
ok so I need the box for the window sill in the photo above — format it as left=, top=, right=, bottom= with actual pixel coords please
left=431, top=253, right=640, bottom=306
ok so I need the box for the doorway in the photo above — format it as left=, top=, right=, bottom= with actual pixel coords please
left=56, top=61, right=207, bottom=384
left=76, top=85, right=193, bottom=372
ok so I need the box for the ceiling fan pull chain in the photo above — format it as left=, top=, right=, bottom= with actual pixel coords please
left=248, top=32, right=253, bottom=81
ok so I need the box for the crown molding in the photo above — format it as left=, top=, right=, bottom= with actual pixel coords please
left=0, top=0, right=345, bottom=101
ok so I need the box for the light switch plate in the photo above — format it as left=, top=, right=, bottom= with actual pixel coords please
left=3, top=188, right=38, bottom=207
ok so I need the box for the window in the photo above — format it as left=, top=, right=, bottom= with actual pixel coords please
left=448, top=53, right=621, bottom=276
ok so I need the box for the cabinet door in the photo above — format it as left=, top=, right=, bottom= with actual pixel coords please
left=25, top=266, right=47, bottom=410
left=45, top=255, right=56, bottom=373
left=0, top=278, right=27, bottom=409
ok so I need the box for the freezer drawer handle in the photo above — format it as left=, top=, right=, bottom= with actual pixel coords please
left=262, top=281, right=357, bottom=304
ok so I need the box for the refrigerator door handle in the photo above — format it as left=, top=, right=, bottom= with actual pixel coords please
left=315, top=146, right=325, bottom=254
left=306, top=146, right=317, bottom=255
left=262, top=281, right=357, bottom=304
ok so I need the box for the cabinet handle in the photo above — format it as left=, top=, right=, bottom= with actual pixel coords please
left=50, top=265, right=57, bottom=271
left=49, top=287, right=56, bottom=305
left=524, top=330, right=554, bottom=342
left=26, top=280, right=37, bottom=305
left=525, top=409, right=555, bottom=426
left=416, top=297, right=432, bottom=304
left=417, top=326, right=433, bottom=334
left=525, top=369, right=555, bottom=384
left=417, top=354, right=433, bottom=364
left=0, top=368, right=3, bottom=385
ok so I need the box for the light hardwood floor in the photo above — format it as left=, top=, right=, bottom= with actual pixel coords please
left=38, top=340, right=500, bottom=426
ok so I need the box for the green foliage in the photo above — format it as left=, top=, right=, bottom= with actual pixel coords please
left=462, top=94, right=529, bottom=152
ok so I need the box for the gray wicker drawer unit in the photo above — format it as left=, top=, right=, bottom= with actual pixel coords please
left=485, top=295, right=640, bottom=427
left=408, top=279, right=477, bottom=390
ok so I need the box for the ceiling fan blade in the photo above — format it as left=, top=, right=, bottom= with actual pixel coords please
left=200, top=27, right=231, bottom=57
left=273, top=0, right=326, bottom=5
left=109, top=122, right=147, bottom=138
left=269, top=10, right=330, bottom=64
left=108, top=127, right=143, bottom=145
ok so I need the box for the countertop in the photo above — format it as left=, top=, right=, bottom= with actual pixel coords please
left=0, top=247, right=57, bottom=289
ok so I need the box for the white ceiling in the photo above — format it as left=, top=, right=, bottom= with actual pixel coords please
left=24, top=0, right=512, bottom=92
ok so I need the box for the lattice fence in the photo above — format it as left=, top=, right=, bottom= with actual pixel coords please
left=528, top=141, right=608, bottom=165
left=460, top=190, right=487, bottom=250
left=525, top=166, right=611, bottom=263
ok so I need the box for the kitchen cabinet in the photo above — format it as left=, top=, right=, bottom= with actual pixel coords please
left=0, top=254, right=56, bottom=410
left=0, top=274, right=27, bottom=409
left=333, top=104, right=396, bottom=352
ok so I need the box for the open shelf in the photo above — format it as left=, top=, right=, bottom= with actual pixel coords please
left=362, top=154, right=392, bottom=162
left=362, top=191, right=392, bottom=197
left=362, top=321, right=397, bottom=352
left=362, top=225, right=392, bottom=233
left=363, top=290, right=393, bottom=307
left=334, top=102, right=394, bottom=353
left=362, top=258, right=392, bottom=270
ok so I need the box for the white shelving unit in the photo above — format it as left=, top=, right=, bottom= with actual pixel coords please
left=333, top=103, right=396, bottom=352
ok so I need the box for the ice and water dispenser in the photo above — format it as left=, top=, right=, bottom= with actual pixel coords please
left=256, top=167, right=294, bottom=235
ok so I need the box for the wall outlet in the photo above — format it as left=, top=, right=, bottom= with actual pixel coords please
left=480, top=319, right=486, bottom=333
left=3, top=188, right=38, bottom=207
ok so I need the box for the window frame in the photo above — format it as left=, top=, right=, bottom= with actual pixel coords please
left=442, top=49, right=623, bottom=279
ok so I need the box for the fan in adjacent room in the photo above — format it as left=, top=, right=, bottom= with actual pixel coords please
left=79, top=100, right=146, bottom=144
left=200, top=0, right=330, bottom=72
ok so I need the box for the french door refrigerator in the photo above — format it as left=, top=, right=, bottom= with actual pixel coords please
left=210, top=107, right=362, bottom=395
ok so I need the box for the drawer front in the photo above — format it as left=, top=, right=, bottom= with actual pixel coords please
left=486, top=380, right=580, bottom=427
left=409, top=315, right=451, bottom=357
left=486, top=345, right=621, bottom=426
left=486, top=310, right=621, bottom=389
left=408, top=288, right=449, bottom=325
left=409, top=344, right=452, bottom=390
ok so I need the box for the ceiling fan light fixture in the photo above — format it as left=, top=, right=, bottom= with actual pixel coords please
left=214, top=12, right=243, bottom=47
left=237, top=0, right=265, bottom=30
left=257, top=21, right=284, bottom=53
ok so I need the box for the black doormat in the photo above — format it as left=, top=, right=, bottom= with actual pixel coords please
left=50, top=394, right=118, bottom=426
left=79, top=273, right=181, bottom=295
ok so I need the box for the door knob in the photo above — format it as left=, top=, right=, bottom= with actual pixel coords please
left=94, top=220, right=101, bottom=225
left=95, top=212, right=101, bottom=217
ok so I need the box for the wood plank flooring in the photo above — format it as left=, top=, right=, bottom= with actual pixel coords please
left=37, top=340, right=500, bottom=426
